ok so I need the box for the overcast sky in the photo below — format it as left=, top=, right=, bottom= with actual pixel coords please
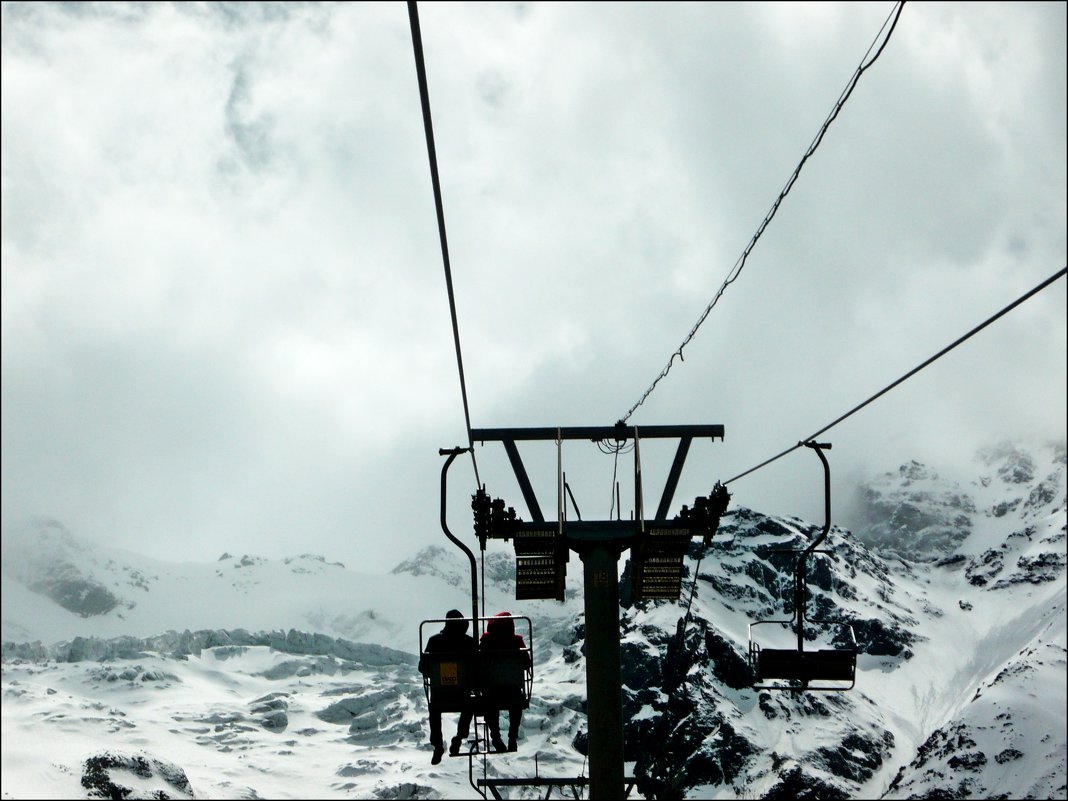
left=2, top=2, right=1065, bottom=574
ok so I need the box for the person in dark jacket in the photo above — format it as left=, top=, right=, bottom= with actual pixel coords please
left=479, top=611, right=531, bottom=752
left=419, top=609, right=476, bottom=763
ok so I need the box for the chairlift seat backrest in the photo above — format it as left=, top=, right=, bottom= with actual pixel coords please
left=757, top=647, right=856, bottom=683
left=423, top=650, right=477, bottom=712
left=479, top=649, right=532, bottom=709
left=480, top=649, right=529, bottom=687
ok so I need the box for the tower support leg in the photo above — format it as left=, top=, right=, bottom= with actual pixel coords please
left=580, top=543, right=625, bottom=801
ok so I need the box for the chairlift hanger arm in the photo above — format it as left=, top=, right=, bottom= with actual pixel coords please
left=801, top=441, right=832, bottom=552
left=439, top=448, right=480, bottom=626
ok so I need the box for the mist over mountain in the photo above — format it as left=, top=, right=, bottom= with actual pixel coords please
left=2, top=442, right=1064, bottom=799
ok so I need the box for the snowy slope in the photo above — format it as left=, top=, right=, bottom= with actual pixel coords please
left=864, top=442, right=1068, bottom=799
left=2, top=642, right=472, bottom=799
left=1, top=442, right=1065, bottom=800
left=1, top=523, right=591, bottom=799
left=647, top=440, right=1067, bottom=800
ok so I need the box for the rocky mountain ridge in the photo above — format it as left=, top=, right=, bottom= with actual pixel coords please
left=2, top=441, right=1064, bottom=799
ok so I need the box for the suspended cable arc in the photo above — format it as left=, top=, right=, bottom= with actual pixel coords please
left=408, top=0, right=481, bottom=488
left=620, top=0, right=906, bottom=424
left=724, top=265, right=1068, bottom=486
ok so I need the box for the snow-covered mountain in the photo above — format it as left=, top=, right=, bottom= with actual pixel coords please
left=614, top=439, right=1066, bottom=800
left=0, top=518, right=464, bottom=652
left=1, top=441, right=1064, bottom=799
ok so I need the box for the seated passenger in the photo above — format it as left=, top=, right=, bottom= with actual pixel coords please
left=479, top=611, right=531, bottom=752
left=419, top=609, right=476, bottom=763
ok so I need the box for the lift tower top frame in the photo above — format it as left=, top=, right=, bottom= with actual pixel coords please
left=463, top=423, right=726, bottom=801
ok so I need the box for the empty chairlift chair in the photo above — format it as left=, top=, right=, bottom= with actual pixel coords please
left=747, top=442, right=858, bottom=691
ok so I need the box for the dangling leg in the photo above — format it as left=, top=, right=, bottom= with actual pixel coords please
left=450, top=708, right=473, bottom=756
left=485, top=708, right=506, bottom=752
left=429, top=706, right=445, bottom=764
left=507, top=706, right=522, bottom=751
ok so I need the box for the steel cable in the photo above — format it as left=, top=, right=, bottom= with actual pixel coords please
left=724, top=266, right=1068, bottom=485
left=620, top=1, right=906, bottom=424
left=408, top=1, right=481, bottom=487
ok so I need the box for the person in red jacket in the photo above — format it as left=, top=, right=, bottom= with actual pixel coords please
left=479, top=611, right=531, bottom=752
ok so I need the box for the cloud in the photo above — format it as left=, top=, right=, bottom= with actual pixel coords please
left=2, top=2, right=1064, bottom=571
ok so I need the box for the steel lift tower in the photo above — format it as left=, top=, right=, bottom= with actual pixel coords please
left=443, top=423, right=729, bottom=800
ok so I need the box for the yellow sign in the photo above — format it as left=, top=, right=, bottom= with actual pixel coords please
left=439, top=662, right=459, bottom=685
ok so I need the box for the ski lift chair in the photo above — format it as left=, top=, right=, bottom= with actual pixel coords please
left=749, top=620, right=858, bottom=689
left=747, top=442, right=858, bottom=691
left=419, top=616, right=534, bottom=722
